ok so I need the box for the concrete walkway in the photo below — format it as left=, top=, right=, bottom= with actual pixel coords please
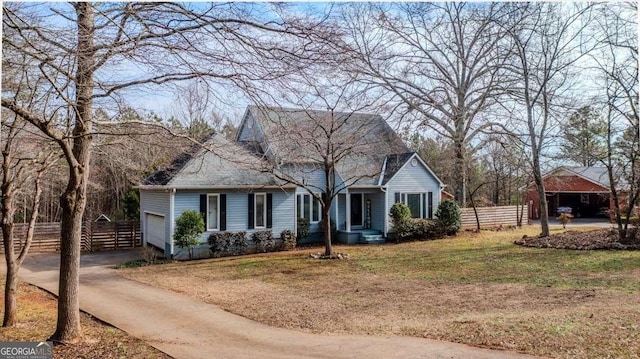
left=17, top=250, right=540, bottom=359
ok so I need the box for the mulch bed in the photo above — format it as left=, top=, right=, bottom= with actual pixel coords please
left=515, top=228, right=640, bottom=250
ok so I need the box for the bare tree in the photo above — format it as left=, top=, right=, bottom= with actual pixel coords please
left=2, top=2, right=317, bottom=343
left=245, top=71, right=404, bottom=256
left=341, top=2, right=514, bottom=206
left=591, top=3, right=638, bottom=241
left=502, top=3, right=593, bottom=237
left=1, top=113, right=58, bottom=327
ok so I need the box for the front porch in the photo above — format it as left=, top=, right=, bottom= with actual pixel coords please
left=336, top=229, right=384, bottom=244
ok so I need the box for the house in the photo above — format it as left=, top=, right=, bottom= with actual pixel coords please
left=138, top=106, right=445, bottom=259
left=525, top=166, right=618, bottom=219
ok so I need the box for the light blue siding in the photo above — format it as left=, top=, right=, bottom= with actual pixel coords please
left=337, top=194, right=346, bottom=230
left=139, top=189, right=171, bottom=249
left=385, top=158, right=442, bottom=230
left=171, top=189, right=296, bottom=259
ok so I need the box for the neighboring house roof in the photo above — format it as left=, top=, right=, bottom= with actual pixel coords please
left=562, top=166, right=615, bottom=189
left=441, top=190, right=455, bottom=200
left=524, top=166, right=626, bottom=191
left=142, top=133, right=284, bottom=188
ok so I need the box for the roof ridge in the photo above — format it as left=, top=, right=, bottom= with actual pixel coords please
left=249, top=105, right=383, bottom=119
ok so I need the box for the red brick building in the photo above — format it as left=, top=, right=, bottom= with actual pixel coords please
left=525, top=167, right=615, bottom=219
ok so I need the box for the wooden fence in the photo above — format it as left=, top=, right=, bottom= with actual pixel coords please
left=0, top=221, right=141, bottom=253
left=460, top=206, right=528, bottom=230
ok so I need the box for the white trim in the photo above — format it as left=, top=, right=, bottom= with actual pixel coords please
left=206, top=193, right=220, bottom=231
left=254, top=192, right=267, bottom=229
left=335, top=194, right=339, bottom=230
left=297, top=193, right=321, bottom=223
left=377, top=156, right=388, bottom=186
left=398, top=191, right=432, bottom=219
left=346, top=188, right=351, bottom=232
left=294, top=192, right=298, bottom=237
left=143, top=210, right=165, bottom=217
left=382, top=187, right=388, bottom=237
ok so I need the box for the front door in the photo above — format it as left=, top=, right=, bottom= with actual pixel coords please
left=350, top=193, right=363, bottom=226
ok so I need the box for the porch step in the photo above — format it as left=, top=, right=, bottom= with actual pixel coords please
left=360, top=234, right=385, bottom=245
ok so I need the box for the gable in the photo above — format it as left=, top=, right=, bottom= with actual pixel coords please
left=236, top=110, right=268, bottom=157
left=386, top=155, right=442, bottom=192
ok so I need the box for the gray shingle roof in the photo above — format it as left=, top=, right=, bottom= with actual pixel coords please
left=381, top=152, right=415, bottom=184
left=246, top=106, right=409, bottom=186
left=143, top=133, right=283, bottom=188
left=562, top=166, right=625, bottom=189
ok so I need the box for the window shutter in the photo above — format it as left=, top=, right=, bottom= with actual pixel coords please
left=220, top=194, right=227, bottom=231
left=266, top=193, right=273, bottom=228
left=422, top=193, right=427, bottom=219
left=394, top=192, right=400, bottom=203
left=200, top=194, right=207, bottom=224
left=248, top=194, right=254, bottom=229
left=428, top=192, right=434, bottom=219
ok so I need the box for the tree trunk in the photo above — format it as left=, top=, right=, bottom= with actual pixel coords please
left=50, top=2, right=95, bottom=343
left=2, top=223, right=17, bottom=327
left=468, top=188, right=481, bottom=232
left=454, top=140, right=466, bottom=207
left=323, top=203, right=333, bottom=256
left=532, top=159, right=550, bottom=237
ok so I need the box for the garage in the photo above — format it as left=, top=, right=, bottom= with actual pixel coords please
left=526, top=166, right=612, bottom=219
left=145, top=213, right=166, bottom=250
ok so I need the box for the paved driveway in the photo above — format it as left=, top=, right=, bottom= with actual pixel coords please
left=17, top=250, right=540, bottom=359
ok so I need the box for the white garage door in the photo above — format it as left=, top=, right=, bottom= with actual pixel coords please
left=146, top=214, right=165, bottom=249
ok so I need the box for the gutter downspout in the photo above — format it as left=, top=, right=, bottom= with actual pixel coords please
left=381, top=186, right=388, bottom=238
left=168, top=188, right=176, bottom=259
left=378, top=156, right=388, bottom=186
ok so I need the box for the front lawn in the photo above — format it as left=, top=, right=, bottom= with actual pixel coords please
left=120, top=226, right=640, bottom=359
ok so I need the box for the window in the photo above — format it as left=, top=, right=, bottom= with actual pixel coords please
left=312, top=197, right=320, bottom=222
left=406, top=193, right=422, bottom=218
left=297, top=193, right=321, bottom=223
left=255, top=193, right=266, bottom=228
left=396, top=192, right=433, bottom=219
left=207, top=194, right=219, bottom=231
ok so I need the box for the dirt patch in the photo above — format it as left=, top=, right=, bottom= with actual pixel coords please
left=0, top=282, right=170, bottom=359
left=515, top=228, right=640, bottom=250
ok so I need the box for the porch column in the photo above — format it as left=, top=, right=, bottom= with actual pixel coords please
left=346, top=190, right=351, bottom=232
left=335, top=194, right=339, bottom=230
left=383, top=189, right=388, bottom=237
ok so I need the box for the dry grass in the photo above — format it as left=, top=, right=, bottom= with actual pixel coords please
left=0, top=282, right=170, bottom=359
left=121, top=226, right=640, bottom=359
